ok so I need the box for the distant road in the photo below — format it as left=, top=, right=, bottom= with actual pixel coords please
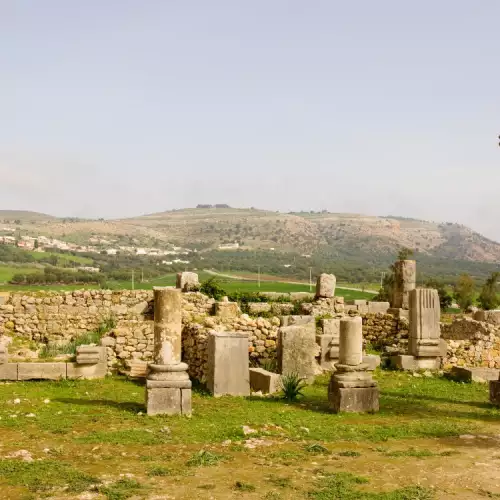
left=204, top=270, right=378, bottom=294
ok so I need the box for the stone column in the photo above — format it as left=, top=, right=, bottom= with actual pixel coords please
left=328, top=317, right=379, bottom=413
left=146, top=287, right=192, bottom=416
left=392, top=260, right=416, bottom=309
left=408, top=288, right=441, bottom=369
left=176, top=272, right=200, bottom=292
left=490, top=375, right=500, bottom=406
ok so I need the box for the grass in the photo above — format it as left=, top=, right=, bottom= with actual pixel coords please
left=0, top=372, right=498, bottom=498
left=0, top=265, right=40, bottom=283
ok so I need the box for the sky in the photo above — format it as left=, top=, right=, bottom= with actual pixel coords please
left=1, top=1, right=499, bottom=239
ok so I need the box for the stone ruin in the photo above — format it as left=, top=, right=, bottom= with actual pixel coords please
left=146, top=287, right=192, bottom=416
left=391, top=288, right=444, bottom=370
left=328, top=317, right=379, bottom=413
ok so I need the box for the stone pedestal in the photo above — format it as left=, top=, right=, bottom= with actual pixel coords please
left=146, top=363, right=192, bottom=416
left=315, top=273, right=336, bottom=298
left=392, top=260, right=416, bottom=309
left=328, top=317, right=379, bottom=413
left=490, top=379, right=500, bottom=406
left=176, top=272, right=200, bottom=292
left=0, top=345, right=8, bottom=365
left=146, top=287, right=192, bottom=416
left=316, top=318, right=340, bottom=371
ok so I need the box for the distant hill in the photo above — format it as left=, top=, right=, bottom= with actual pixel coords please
left=3, top=207, right=500, bottom=264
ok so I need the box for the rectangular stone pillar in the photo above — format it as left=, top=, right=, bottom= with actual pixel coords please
left=392, top=260, right=416, bottom=309
left=408, top=288, right=441, bottom=369
left=490, top=377, right=500, bottom=406
left=207, top=332, right=250, bottom=397
left=328, top=317, right=379, bottom=413
left=277, top=323, right=320, bottom=383
left=316, top=318, right=340, bottom=371
left=176, top=272, right=200, bottom=292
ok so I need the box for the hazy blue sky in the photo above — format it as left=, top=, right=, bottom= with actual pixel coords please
left=1, top=1, right=499, bottom=239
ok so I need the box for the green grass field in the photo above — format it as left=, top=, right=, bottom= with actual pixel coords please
left=27, top=251, right=93, bottom=265
left=0, top=266, right=40, bottom=284
left=0, top=372, right=498, bottom=499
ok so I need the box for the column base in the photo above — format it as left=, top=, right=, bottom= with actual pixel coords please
left=329, top=385, right=379, bottom=413
left=389, top=355, right=440, bottom=371
left=146, top=363, right=192, bottom=416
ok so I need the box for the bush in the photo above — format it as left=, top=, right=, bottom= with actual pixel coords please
left=200, top=278, right=227, bottom=300
left=425, top=279, right=453, bottom=310
left=478, top=272, right=500, bottom=310
left=454, top=274, right=475, bottom=311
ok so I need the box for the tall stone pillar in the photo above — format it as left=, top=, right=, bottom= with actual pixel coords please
left=328, top=317, right=379, bottom=413
left=316, top=273, right=336, bottom=299
left=146, top=287, right=191, bottom=415
left=408, top=288, right=441, bottom=369
left=392, top=260, right=416, bottom=309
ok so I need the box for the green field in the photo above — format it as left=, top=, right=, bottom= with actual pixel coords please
left=0, top=372, right=498, bottom=498
left=0, top=266, right=40, bottom=284
left=0, top=269, right=375, bottom=300
left=28, top=251, right=93, bottom=265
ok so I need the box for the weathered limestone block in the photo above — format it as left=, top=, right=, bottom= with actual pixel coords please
left=490, top=379, right=500, bottom=406
left=0, top=292, right=10, bottom=305
left=249, top=367, right=281, bottom=394
left=277, top=323, right=320, bottom=382
left=368, top=302, right=390, bottom=314
left=362, top=354, right=381, bottom=371
left=270, top=303, right=294, bottom=315
left=316, top=334, right=336, bottom=371
left=207, top=332, right=250, bottom=397
left=248, top=303, right=272, bottom=315
left=280, top=315, right=315, bottom=327
left=67, top=362, right=107, bottom=380
left=76, top=345, right=106, bottom=365
left=176, top=272, right=200, bottom=292
left=316, top=274, right=336, bottom=299
left=214, top=301, right=241, bottom=318
left=450, top=366, right=500, bottom=383
left=387, top=308, right=409, bottom=320
left=289, top=292, right=315, bottom=302
left=18, top=363, right=67, bottom=380
left=0, top=363, right=18, bottom=380
left=474, top=310, right=500, bottom=326
left=392, top=260, right=416, bottom=309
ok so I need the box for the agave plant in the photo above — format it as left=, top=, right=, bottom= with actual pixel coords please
left=280, top=373, right=306, bottom=402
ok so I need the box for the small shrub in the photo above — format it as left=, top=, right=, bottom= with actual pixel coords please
left=200, top=278, right=227, bottom=300
left=147, top=466, right=171, bottom=476
left=305, top=443, right=330, bottom=454
left=260, top=358, right=278, bottom=373
left=338, top=450, right=361, bottom=457
left=280, top=373, right=306, bottom=401
left=186, top=450, right=225, bottom=467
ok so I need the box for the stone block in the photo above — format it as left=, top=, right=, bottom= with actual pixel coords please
left=289, top=292, right=315, bottom=302
left=214, top=301, right=241, bottom=318
left=260, top=292, right=289, bottom=301
left=367, top=302, right=390, bottom=314
left=181, top=388, right=192, bottom=415
left=247, top=302, right=272, bottom=315
left=207, top=332, right=250, bottom=397
left=409, top=288, right=441, bottom=358
left=76, top=345, right=106, bottom=364
left=392, top=259, right=416, bottom=309
left=280, top=315, right=315, bottom=327
left=473, top=310, right=500, bottom=325
left=18, top=363, right=67, bottom=380
left=67, top=362, right=107, bottom=380
left=277, top=324, right=320, bottom=382
left=450, top=366, right=500, bottom=383
left=176, top=272, right=200, bottom=292
left=270, top=303, right=294, bottom=315
left=316, top=334, right=337, bottom=370
left=249, top=367, right=281, bottom=394
left=315, top=274, right=336, bottom=298
left=490, top=380, right=500, bottom=406
left=362, top=354, right=381, bottom=371
left=0, top=292, right=10, bottom=305
left=0, top=363, right=18, bottom=380
left=344, top=305, right=359, bottom=313
left=129, top=360, right=149, bottom=378
left=390, top=355, right=417, bottom=371
left=146, top=387, right=181, bottom=416
left=329, top=385, right=379, bottom=413
left=321, top=318, right=340, bottom=337
left=387, top=308, right=409, bottom=320
left=346, top=299, right=368, bottom=306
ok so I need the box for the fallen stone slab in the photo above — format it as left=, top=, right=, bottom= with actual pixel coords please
left=18, top=363, right=67, bottom=381
left=362, top=354, right=381, bottom=371
left=367, top=302, right=390, bottom=314
left=249, top=367, right=281, bottom=394
left=450, top=366, right=500, bottom=383
left=0, top=363, right=18, bottom=381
